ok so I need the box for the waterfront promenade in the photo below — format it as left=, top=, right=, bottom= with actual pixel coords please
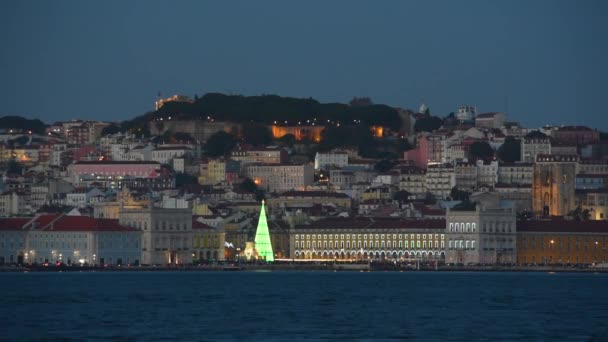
left=2, top=262, right=607, bottom=273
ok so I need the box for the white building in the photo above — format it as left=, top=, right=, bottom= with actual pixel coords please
left=475, top=112, right=506, bottom=129
left=152, top=146, right=192, bottom=165
left=521, top=131, right=551, bottom=163
left=314, top=152, right=349, bottom=170
left=456, top=105, right=476, bottom=122
left=425, top=163, right=455, bottom=200
left=476, top=160, right=499, bottom=188
left=445, top=206, right=516, bottom=265
left=241, top=163, right=314, bottom=193
left=0, top=215, right=141, bottom=266
left=0, top=191, right=29, bottom=217
left=119, top=207, right=193, bottom=266
left=497, top=162, right=533, bottom=185
left=398, top=167, right=426, bottom=198
left=454, top=162, right=477, bottom=192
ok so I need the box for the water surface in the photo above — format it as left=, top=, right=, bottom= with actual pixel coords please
left=1, top=271, right=607, bottom=341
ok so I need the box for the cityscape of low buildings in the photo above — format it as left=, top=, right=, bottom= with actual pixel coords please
left=1, top=103, right=607, bottom=268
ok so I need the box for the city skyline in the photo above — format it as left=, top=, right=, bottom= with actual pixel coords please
left=1, top=1, right=607, bottom=129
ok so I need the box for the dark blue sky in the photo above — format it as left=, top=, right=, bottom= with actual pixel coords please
left=1, top=1, right=606, bottom=129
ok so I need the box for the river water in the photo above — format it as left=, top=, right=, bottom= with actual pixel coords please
left=1, top=271, right=607, bottom=341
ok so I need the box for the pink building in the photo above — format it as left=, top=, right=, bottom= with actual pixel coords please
left=67, top=161, right=161, bottom=183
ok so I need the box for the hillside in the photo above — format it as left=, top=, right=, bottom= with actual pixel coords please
left=122, top=93, right=402, bottom=133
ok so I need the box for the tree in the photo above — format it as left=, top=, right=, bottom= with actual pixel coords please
left=497, top=136, right=521, bottom=163
left=569, top=205, right=591, bottom=221
left=204, top=131, right=237, bottom=157
left=0, top=116, right=46, bottom=134
left=239, top=178, right=258, bottom=193
left=101, top=124, right=121, bottom=136
left=468, top=141, right=494, bottom=161
left=349, top=97, right=373, bottom=107
left=393, top=190, right=412, bottom=202
left=277, top=133, right=296, bottom=147
left=6, top=159, right=23, bottom=174
left=175, top=173, right=198, bottom=187
left=450, top=186, right=470, bottom=201
left=452, top=200, right=477, bottom=211
left=241, top=122, right=273, bottom=146
left=414, top=116, right=443, bottom=133
left=374, top=159, right=396, bottom=172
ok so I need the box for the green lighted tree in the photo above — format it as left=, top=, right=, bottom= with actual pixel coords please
left=254, top=200, right=274, bottom=262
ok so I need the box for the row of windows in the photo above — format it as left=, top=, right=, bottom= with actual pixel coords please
left=295, top=240, right=445, bottom=249
left=449, top=223, right=476, bottom=233
left=448, top=240, right=476, bottom=250
left=296, top=233, right=445, bottom=240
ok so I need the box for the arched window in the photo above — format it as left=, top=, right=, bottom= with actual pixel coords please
left=471, top=240, right=476, bottom=249
left=466, top=241, right=470, bottom=249
left=295, top=241, right=299, bottom=248
left=449, top=240, right=453, bottom=249
left=472, top=223, right=476, bottom=232
left=466, top=223, right=470, bottom=232
left=312, top=241, right=316, bottom=248
left=346, top=241, right=350, bottom=248
left=387, top=241, right=391, bottom=248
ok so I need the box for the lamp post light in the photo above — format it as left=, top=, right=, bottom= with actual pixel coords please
left=550, top=240, right=555, bottom=265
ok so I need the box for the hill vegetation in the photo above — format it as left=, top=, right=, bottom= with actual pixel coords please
left=0, top=116, right=47, bottom=134
left=122, top=93, right=402, bottom=134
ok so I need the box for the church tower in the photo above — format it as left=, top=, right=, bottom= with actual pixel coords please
left=532, top=154, right=577, bottom=217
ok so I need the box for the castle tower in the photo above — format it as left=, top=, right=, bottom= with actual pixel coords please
left=532, top=154, right=577, bottom=217
left=254, top=200, right=274, bottom=262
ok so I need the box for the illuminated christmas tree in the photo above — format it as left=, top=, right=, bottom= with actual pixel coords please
left=254, top=200, right=274, bottom=262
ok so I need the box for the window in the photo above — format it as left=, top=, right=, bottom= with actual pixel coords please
left=295, top=241, right=299, bottom=248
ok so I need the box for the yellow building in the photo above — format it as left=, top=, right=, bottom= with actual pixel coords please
left=517, top=219, right=608, bottom=265
left=192, top=220, right=225, bottom=261
left=361, top=186, right=394, bottom=201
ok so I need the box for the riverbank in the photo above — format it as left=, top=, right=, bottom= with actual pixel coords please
left=2, top=263, right=607, bottom=273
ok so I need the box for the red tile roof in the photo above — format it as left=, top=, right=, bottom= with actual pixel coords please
left=33, top=215, right=137, bottom=232
left=0, top=218, right=30, bottom=230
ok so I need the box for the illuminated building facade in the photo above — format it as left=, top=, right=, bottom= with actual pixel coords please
left=270, top=125, right=324, bottom=142
left=532, top=154, right=577, bottom=217
left=517, top=219, right=608, bottom=265
left=291, top=217, right=446, bottom=260
left=241, top=163, right=313, bottom=193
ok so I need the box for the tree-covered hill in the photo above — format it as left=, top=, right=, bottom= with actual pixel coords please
left=122, top=93, right=402, bottom=134
left=0, top=116, right=47, bottom=134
